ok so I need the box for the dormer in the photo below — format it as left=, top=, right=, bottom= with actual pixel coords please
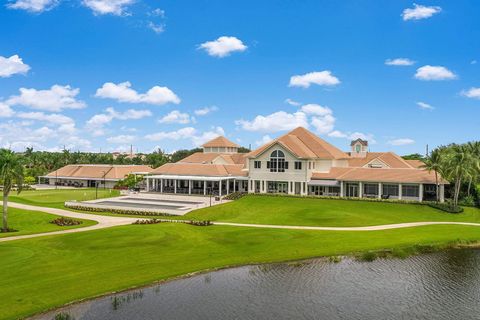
left=350, top=138, right=368, bottom=158
left=202, top=136, right=240, bottom=154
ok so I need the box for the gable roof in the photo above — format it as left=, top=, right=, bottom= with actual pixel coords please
left=179, top=152, right=246, bottom=165
left=202, top=136, right=239, bottom=148
left=350, top=138, right=368, bottom=146
left=248, top=127, right=349, bottom=160
left=348, top=152, right=414, bottom=169
left=46, top=164, right=152, bottom=180
left=150, top=163, right=247, bottom=177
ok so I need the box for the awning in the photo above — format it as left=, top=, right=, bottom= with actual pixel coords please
left=147, top=175, right=246, bottom=181
left=308, top=179, right=340, bottom=186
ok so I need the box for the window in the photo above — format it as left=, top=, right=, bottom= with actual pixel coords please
left=355, top=144, right=361, bottom=153
left=402, top=185, right=419, bottom=197
left=295, top=161, right=302, bottom=170
left=269, top=150, right=286, bottom=172
left=254, top=161, right=261, bottom=169
left=383, top=184, right=399, bottom=196
left=363, top=183, right=379, bottom=195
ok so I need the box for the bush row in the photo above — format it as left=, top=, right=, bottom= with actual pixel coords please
left=64, top=204, right=173, bottom=217
left=133, top=219, right=165, bottom=225
left=132, top=219, right=212, bottom=227
left=50, top=217, right=83, bottom=226
left=428, top=202, right=464, bottom=214
left=223, top=192, right=247, bottom=201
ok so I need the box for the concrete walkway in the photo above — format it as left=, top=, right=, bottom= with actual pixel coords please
left=0, top=202, right=137, bottom=242
left=2, top=202, right=480, bottom=243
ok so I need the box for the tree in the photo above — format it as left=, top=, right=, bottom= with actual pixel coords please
left=421, top=148, right=443, bottom=202
left=0, top=149, right=24, bottom=232
left=444, top=144, right=474, bottom=207
left=115, top=174, right=143, bottom=189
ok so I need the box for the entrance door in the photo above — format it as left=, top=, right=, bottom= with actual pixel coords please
left=346, top=183, right=358, bottom=197
left=278, top=182, right=288, bottom=194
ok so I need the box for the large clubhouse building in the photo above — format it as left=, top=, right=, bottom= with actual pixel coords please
left=147, top=127, right=447, bottom=202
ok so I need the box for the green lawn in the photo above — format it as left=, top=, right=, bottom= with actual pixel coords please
left=184, top=195, right=480, bottom=227
left=1, top=222, right=480, bottom=320
left=9, top=188, right=121, bottom=209
left=0, top=206, right=96, bottom=238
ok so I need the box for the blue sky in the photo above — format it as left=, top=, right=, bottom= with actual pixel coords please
left=0, top=0, right=479, bottom=155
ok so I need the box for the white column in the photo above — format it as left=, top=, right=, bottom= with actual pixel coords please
left=419, top=184, right=423, bottom=202
left=378, top=182, right=382, bottom=199
left=439, top=184, right=445, bottom=203
left=189, top=180, right=192, bottom=195
left=226, top=179, right=230, bottom=194
left=340, top=181, right=344, bottom=197
left=204, top=181, right=207, bottom=195
left=174, top=179, right=177, bottom=194
left=160, top=179, right=163, bottom=193
left=359, top=182, right=363, bottom=198
left=219, top=180, right=222, bottom=197
left=146, top=178, right=150, bottom=192
left=398, top=183, right=402, bottom=200
left=233, top=180, right=236, bottom=192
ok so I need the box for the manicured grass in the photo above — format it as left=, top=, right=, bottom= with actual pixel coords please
left=1, top=222, right=480, bottom=319
left=0, top=206, right=96, bottom=238
left=9, top=188, right=121, bottom=209
left=185, top=195, right=480, bottom=227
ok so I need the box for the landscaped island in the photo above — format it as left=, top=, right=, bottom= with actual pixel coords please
left=1, top=189, right=480, bottom=320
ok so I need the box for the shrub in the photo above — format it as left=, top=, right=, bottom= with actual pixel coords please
left=64, top=203, right=173, bottom=217
left=358, top=251, right=378, bottom=262
left=223, top=192, right=247, bottom=201
left=50, top=217, right=82, bottom=226
left=132, top=219, right=165, bottom=225
left=459, top=195, right=476, bottom=207
left=328, top=256, right=342, bottom=263
left=428, top=202, right=463, bottom=213
left=54, top=312, right=74, bottom=320
left=184, top=220, right=213, bottom=226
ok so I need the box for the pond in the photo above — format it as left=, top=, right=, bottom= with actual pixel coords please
left=32, top=249, right=480, bottom=320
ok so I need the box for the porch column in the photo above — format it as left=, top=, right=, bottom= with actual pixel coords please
left=146, top=178, right=150, bottom=192
left=439, top=184, right=445, bottom=203
left=160, top=179, right=163, bottom=193
left=203, top=181, right=207, bottom=195
left=378, top=182, right=382, bottom=199
left=174, top=179, right=177, bottom=194
left=262, top=180, right=267, bottom=193
left=226, top=179, right=230, bottom=195
left=340, top=181, right=344, bottom=197
left=398, top=183, right=402, bottom=200
left=233, top=180, right=236, bottom=192
left=419, top=184, right=423, bottom=202
left=219, top=180, right=222, bottom=197
left=359, top=182, right=363, bottom=198
left=189, top=180, right=192, bottom=195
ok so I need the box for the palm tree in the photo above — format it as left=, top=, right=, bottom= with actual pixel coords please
left=0, top=149, right=24, bottom=232
left=421, top=148, right=444, bottom=202
left=445, top=144, right=474, bottom=207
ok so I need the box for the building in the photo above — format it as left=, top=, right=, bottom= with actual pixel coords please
left=40, top=164, right=152, bottom=188
left=146, top=127, right=447, bottom=202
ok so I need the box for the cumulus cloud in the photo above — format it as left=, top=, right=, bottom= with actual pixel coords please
left=6, top=85, right=85, bottom=112
left=6, top=0, right=58, bottom=12
left=414, top=65, right=457, bottom=81
left=199, top=36, right=247, bottom=58
left=0, top=103, right=15, bottom=117
left=388, top=138, right=415, bottom=146
left=148, top=22, right=165, bottom=34
left=82, top=0, right=134, bottom=15
left=95, top=81, right=180, bottom=105
left=417, top=101, right=434, bottom=110
left=0, top=55, right=31, bottom=77
left=145, top=126, right=225, bottom=147
left=194, top=106, right=218, bottom=116
left=158, top=110, right=192, bottom=124
left=300, top=104, right=332, bottom=116
left=328, top=130, right=376, bottom=144
left=461, top=87, right=480, bottom=99
left=385, top=58, right=415, bottom=66
left=402, top=3, right=441, bottom=21
left=285, top=98, right=301, bottom=106
left=255, top=135, right=273, bottom=146
left=289, top=71, right=340, bottom=88
left=107, top=134, right=135, bottom=144
left=86, top=107, right=152, bottom=136
left=236, top=111, right=309, bottom=133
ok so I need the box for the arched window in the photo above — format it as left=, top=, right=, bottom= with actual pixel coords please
left=268, top=150, right=287, bottom=172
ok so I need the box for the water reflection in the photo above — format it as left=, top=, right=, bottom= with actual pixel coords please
left=32, top=249, right=480, bottom=320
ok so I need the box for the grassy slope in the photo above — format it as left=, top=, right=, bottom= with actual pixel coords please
left=9, top=188, right=121, bottom=209
left=1, top=223, right=480, bottom=320
left=0, top=206, right=96, bottom=238
left=185, top=195, right=480, bottom=227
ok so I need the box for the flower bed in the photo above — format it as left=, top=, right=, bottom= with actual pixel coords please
left=50, top=217, right=83, bottom=226
left=64, top=203, right=173, bottom=217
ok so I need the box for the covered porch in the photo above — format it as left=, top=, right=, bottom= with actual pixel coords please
left=146, top=175, right=248, bottom=196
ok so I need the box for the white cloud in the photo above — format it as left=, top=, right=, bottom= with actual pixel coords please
left=199, top=36, right=247, bottom=58
left=82, top=0, right=134, bottom=15
left=255, top=135, right=273, bottom=146
left=414, top=65, right=457, bottom=81
left=150, top=8, right=165, bottom=17
left=194, top=106, right=218, bottom=116
left=388, top=138, right=415, bottom=146
left=311, top=114, right=335, bottom=135
left=6, top=0, right=58, bottom=12
left=0, top=55, right=31, bottom=77
left=107, top=134, right=135, bottom=144
left=144, top=126, right=225, bottom=147
left=16, top=111, right=74, bottom=125
left=158, top=110, right=192, bottom=124
left=236, top=111, right=309, bottom=133
left=385, top=58, right=415, bottom=66
left=95, top=81, right=180, bottom=105
left=191, top=127, right=225, bottom=147
left=148, top=22, right=165, bottom=34
left=6, top=85, right=85, bottom=112
left=402, top=3, right=441, bottom=21
left=328, top=130, right=376, bottom=144
left=0, top=103, right=15, bottom=117
left=300, top=104, right=332, bottom=116
left=85, top=107, right=152, bottom=136
left=417, top=101, right=434, bottom=110
left=289, top=71, right=340, bottom=88
left=285, top=98, right=301, bottom=106
left=461, top=87, right=480, bottom=99
left=105, top=107, right=152, bottom=120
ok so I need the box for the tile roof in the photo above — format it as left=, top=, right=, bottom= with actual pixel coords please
left=311, top=167, right=448, bottom=184
left=179, top=152, right=247, bottom=165
left=202, top=136, right=240, bottom=148
left=46, top=165, right=152, bottom=180
left=347, top=152, right=413, bottom=168
left=248, top=127, right=349, bottom=160
left=405, top=159, right=425, bottom=168
left=150, top=163, right=247, bottom=177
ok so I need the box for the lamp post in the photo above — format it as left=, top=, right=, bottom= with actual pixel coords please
left=95, top=181, right=98, bottom=199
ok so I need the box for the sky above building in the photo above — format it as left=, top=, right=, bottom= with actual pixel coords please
left=0, top=0, right=479, bottom=155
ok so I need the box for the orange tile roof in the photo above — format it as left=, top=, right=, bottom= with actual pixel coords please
left=405, top=159, right=425, bottom=168
left=179, top=152, right=247, bottom=165
left=248, top=127, right=349, bottom=160
left=150, top=163, right=248, bottom=177
left=347, top=152, right=413, bottom=168
left=202, top=136, right=240, bottom=148
left=311, top=167, right=448, bottom=184
left=46, top=165, right=152, bottom=180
